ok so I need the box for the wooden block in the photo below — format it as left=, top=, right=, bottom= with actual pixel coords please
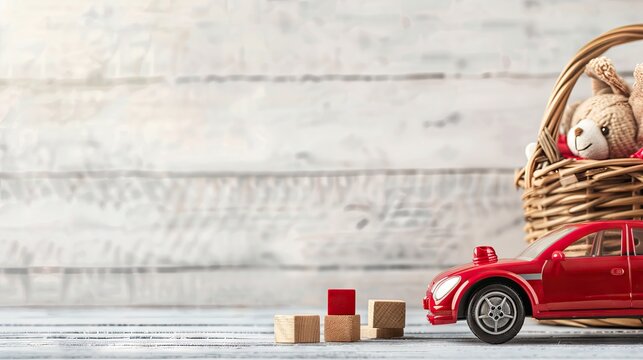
left=368, top=300, right=406, bottom=328
left=327, top=288, right=356, bottom=315
left=274, top=315, right=320, bottom=343
left=323, top=315, right=360, bottom=342
left=360, top=326, right=404, bottom=339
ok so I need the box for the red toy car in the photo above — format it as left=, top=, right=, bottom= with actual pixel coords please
left=423, top=220, right=643, bottom=344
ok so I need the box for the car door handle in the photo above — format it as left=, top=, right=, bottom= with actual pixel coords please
left=611, top=268, right=625, bottom=276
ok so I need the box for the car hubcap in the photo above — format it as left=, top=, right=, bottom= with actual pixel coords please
left=474, top=291, right=517, bottom=335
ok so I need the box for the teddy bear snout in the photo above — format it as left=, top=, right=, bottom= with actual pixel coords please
left=566, top=118, right=610, bottom=159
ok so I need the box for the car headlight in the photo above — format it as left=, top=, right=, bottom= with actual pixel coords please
left=430, top=278, right=446, bottom=294
left=432, top=276, right=461, bottom=301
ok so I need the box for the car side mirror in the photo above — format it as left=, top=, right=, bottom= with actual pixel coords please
left=551, top=250, right=565, bottom=262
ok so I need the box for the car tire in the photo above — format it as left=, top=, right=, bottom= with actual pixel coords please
left=466, top=284, right=525, bottom=344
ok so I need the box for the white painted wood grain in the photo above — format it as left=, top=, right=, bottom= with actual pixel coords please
left=0, top=77, right=603, bottom=171
left=0, top=269, right=435, bottom=306
left=0, top=169, right=526, bottom=305
left=0, top=308, right=641, bottom=359
left=0, top=171, right=523, bottom=269
left=1, top=0, right=643, bottom=306
left=1, top=0, right=643, bottom=78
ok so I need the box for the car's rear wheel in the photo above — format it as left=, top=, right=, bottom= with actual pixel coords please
left=466, top=284, right=525, bottom=344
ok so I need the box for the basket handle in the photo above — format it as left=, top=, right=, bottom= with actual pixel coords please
left=524, top=24, right=643, bottom=188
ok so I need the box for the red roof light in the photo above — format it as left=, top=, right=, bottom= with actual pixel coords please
left=473, top=246, right=498, bottom=265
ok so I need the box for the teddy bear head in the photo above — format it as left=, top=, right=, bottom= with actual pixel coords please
left=562, top=57, right=643, bottom=159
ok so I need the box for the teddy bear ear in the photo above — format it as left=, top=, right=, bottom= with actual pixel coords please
left=585, top=57, right=630, bottom=96
left=629, top=63, right=643, bottom=141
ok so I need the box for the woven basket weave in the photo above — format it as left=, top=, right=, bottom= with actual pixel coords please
left=516, top=24, right=643, bottom=328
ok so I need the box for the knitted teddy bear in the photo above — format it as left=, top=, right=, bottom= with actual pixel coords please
left=526, top=57, right=643, bottom=160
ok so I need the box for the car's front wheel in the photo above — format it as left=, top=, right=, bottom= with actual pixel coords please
left=466, top=284, right=525, bottom=344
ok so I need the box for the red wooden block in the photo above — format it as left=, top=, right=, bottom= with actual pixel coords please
left=327, top=289, right=356, bottom=315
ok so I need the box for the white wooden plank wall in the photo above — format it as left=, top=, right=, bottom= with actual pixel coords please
left=1, top=0, right=643, bottom=306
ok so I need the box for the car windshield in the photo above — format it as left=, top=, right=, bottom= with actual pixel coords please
left=516, top=226, right=576, bottom=260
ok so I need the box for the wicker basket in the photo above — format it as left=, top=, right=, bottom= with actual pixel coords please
left=516, top=24, right=643, bottom=328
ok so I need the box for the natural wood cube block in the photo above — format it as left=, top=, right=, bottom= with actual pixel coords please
left=323, top=315, right=360, bottom=342
left=274, top=315, right=320, bottom=343
left=360, top=326, right=404, bottom=339
left=368, top=300, right=406, bottom=328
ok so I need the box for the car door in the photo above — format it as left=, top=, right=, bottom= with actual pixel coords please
left=627, top=225, right=643, bottom=308
left=541, top=226, right=630, bottom=311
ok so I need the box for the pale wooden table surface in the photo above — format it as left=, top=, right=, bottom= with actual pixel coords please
left=1, top=308, right=643, bottom=359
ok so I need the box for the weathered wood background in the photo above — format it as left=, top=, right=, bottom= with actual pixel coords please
left=3, top=308, right=643, bottom=358
left=1, top=0, right=643, bottom=306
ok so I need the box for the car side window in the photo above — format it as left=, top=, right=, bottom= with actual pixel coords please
left=632, top=228, right=643, bottom=255
left=595, top=229, right=622, bottom=256
left=563, top=232, right=597, bottom=258
left=562, top=229, right=622, bottom=258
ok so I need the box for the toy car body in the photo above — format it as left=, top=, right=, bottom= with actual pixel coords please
left=423, top=220, right=643, bottom=344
